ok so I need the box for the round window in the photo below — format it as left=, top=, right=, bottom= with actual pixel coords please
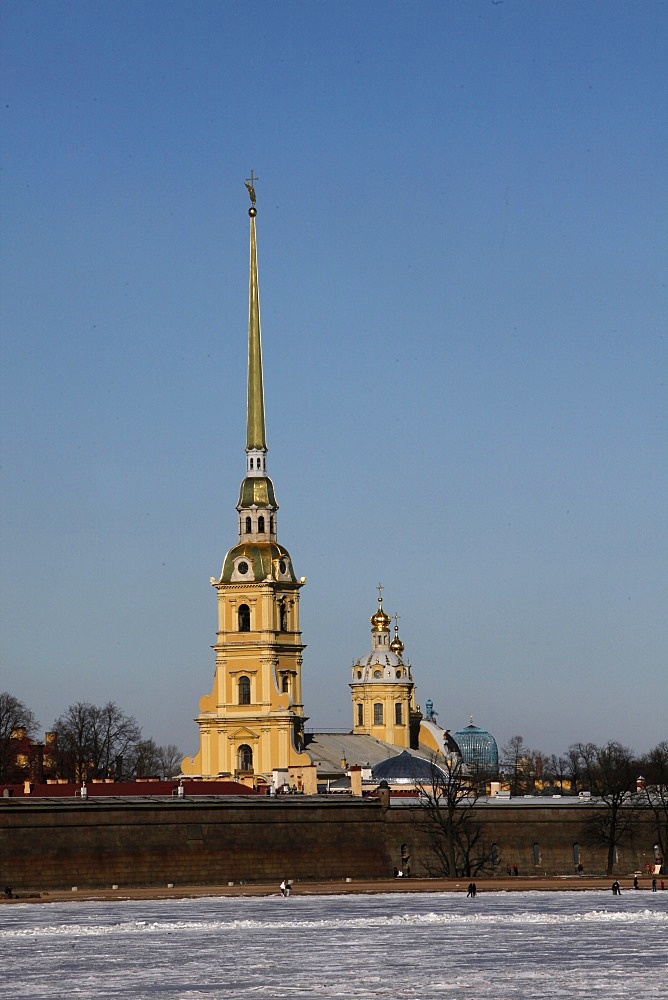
left=279, top=559, right=287, bottom=573
left=238, top=561, right=249, bottom=574
left=374, top=670, right=382, bottom=679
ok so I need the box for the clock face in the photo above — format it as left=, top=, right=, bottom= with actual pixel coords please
left=238, top=561, right=249, bottom=575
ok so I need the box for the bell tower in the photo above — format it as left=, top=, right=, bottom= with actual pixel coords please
left=183, top=177, right=311, bottom=782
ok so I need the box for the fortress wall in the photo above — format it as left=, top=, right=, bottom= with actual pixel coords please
left=0, top=797, right=390, bottom=891
left=0, top=797, right=656, bottom=892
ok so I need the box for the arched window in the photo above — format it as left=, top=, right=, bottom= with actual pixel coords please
left=245, top=516, right=252, bottom=533
left=238, top=604, right=251, bottom=631
left=533, top=842, right=541, bottom=866
left=238, top=744, right=253, bottom=771
left=373, top=703, right=383, bottom=726
left=238, top=676, right=251, bottom=705
left=258, top=515, right=265, bottom=533
left=279, top=604, right=288, bottom=631
left=250, top=458, right=254, bottom=469
left=281, top=674, right=289, bottom=693
left=357, top=703, right=363, bottom=727
left=491, top=843, right=500, bottom=867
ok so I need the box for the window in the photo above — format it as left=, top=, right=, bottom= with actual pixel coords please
left=238, top=744, right=253, bottom=771
left=533, top=842, right=541, bottom=866
left=258, top=515, right=265, bottom=532
left=238, top=604, right=251, bottom=631
left=491, top=843, right=500, bottom=867
left=373, top=703, right=383, bottom=726
left=357, top=703, right=363, bottom=727
left=245, top=516, right=252, bottom=533
left=395, top=702, right=403, bottom=725
left=238, top=676, right=251, bottom=705
left=281, top=675, right=289, bottom=693
left=270, top=517, right=274, bottom=533
left=279, top=604, right=288, bottom=631
left=250, top=458, right=254, bottom=469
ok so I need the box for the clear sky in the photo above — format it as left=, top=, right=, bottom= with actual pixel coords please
left=1, top=1, right=666, bottom=760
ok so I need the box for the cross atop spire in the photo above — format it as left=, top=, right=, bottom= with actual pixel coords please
left=245, top=170, right=258, bottom=206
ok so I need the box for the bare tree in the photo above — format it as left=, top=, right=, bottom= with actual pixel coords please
left=52, top=701, right=142, bottom=781
left=573, top=741, right=639, bottom=876
left=126, top=739, right=184, bottom=779
left=637, top=741, right=668, bottom=869
left=0, top=692, right=39, bottom=781
left=500, top=734, right=536, bottom=796
left=157, top=743, right=184, bottom=778
left=542, top=754, right=566, bottom=794
left=413, top=754, right=490, bottom=877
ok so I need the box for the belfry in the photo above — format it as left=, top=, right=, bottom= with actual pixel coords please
left=182, top=179, right=311, bottom=782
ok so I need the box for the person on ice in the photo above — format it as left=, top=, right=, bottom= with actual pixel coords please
left=611, top=880, right=621, bottom=895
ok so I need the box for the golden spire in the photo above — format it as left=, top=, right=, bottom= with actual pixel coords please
left=245, top=171, right=266, bottom=452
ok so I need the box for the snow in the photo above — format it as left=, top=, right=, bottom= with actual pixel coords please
left=2, top=890, right=667, bottom=998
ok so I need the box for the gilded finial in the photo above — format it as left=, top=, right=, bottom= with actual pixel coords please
left=245, top=170, right=258, bottom=215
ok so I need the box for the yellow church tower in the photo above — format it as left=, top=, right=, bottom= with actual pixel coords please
left=182, top=177, right=311, bottom=783
left=349, top=586, right=417, bottom=748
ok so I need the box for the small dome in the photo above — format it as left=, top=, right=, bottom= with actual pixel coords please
left=372, top=751, right=439, bottom=782
left=390, top=625, right=404, bottom=657
left=237, top=475, right=277, bottom=510
left=453, top=719, right=499, bottom=776
left=370, top=597, right=391, bottom=632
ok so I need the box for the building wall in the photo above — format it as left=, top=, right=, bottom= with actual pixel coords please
left=0, top=798, right=657, bottom=892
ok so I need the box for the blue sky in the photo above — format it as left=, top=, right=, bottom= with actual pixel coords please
left=1, top=1, right=666, bottom=759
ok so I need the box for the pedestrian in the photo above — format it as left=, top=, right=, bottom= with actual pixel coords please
left=652, top=878, right=657, bottom=892
left=513, top=864, right=519, bottom=877
left=633, top=876, right=639, bottom=890
left=280, top=880, right=286, bottom=897
left=285, top=880, right=291, bottom=897
left=611, top=880, right=621, bottom=895
left=466, top=882, right=475, bottom=898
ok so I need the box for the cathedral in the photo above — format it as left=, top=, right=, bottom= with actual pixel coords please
left=182, top=181, right=495, bottom=791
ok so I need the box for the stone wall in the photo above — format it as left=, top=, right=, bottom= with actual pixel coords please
left=0, top=796, right=658, bottom=892
left=0, top=796, right=390, bottom=891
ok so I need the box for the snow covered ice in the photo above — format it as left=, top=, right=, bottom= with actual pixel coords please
left=2, top=889, right=667, bottom=999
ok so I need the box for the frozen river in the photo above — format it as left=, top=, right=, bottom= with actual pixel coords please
left=2, top=889, right=666, bottom=999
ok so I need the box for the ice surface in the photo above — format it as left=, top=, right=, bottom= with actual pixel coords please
left=2, top=890, right=667, bottom=999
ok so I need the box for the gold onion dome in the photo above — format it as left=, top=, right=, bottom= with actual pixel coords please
left=370, top=597, right=391, bottom=632
left=390, top=625, right=404, bottom=656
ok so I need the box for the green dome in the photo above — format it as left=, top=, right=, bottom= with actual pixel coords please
left=237, top=476, right=277, bottom=510
left=220, top=540, right=296, bottom=583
